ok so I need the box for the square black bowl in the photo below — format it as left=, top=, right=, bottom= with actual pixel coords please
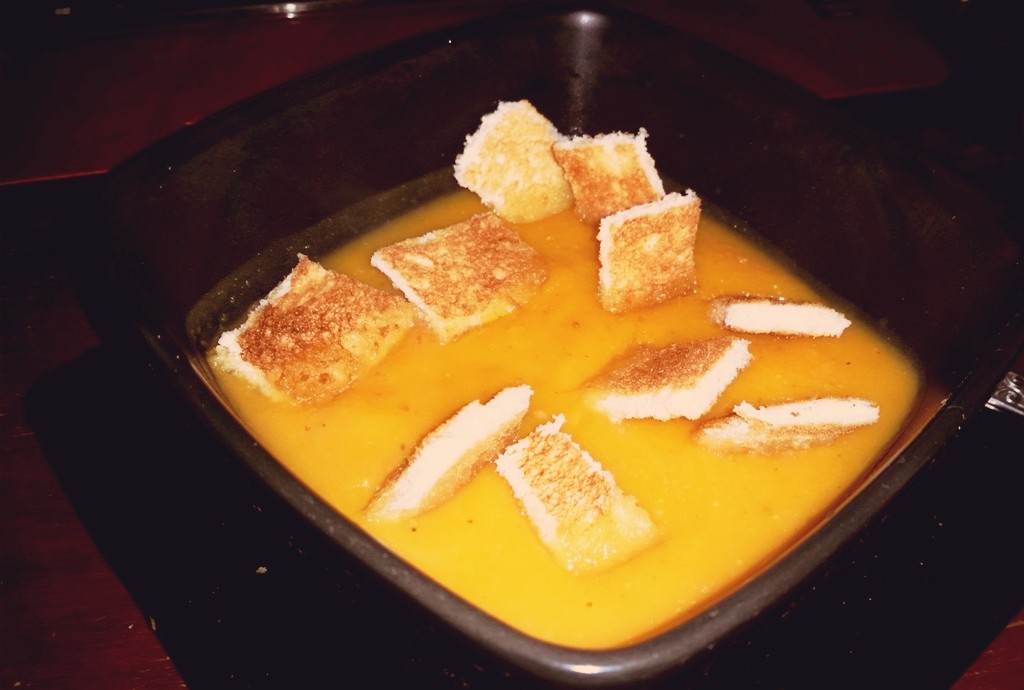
left=75, top=3, right=1023, bottom=687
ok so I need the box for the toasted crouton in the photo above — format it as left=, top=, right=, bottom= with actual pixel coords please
left=597, top=190, right=702, bottom=313
left=552, top=128, right=666, bottom=224
left=370, top=212, right=547, bottom=344
left=213, top=255, right=416, bottom=404
left=494, top=415, right=657, bottom=573
left=694, top=397, right=880, bottom=453
left=589, top=337, right=752, bottom=422
left=709, top=296, right=851, bottom=337
left=366, top=385, right=533, bottom=522
left=453, top=100, right=574, bottom=223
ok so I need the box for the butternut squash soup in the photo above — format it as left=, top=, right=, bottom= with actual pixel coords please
left=209, top=190, right=921, bottom=649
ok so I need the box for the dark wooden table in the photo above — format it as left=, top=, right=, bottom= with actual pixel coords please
left=3, top=2, right=1022, bottom=688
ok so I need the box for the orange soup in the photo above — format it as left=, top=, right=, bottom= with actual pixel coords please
left=210, top=190, right=921, bottom=649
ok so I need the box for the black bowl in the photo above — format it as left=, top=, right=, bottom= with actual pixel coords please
left=77, top=4, right=1023, bottom=687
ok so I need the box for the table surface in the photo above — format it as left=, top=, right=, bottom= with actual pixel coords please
left=2, top=1, right=1022, bottom=688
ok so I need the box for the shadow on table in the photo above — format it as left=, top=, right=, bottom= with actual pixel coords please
left=25, top=344, right=1024, bottom=690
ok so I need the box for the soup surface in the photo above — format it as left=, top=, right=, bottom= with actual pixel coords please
left=210, top=190, right=921, bottom=649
